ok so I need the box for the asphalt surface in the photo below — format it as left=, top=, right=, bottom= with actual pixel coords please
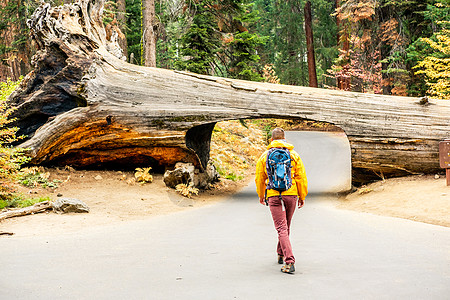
left=1, top=132, right=449, bottom=299
left=285, top=131, right=352, bottom=193
left=1, top=182, right=450, bottom=299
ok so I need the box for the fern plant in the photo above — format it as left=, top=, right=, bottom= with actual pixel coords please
left=175, top=183, right=199, bottom=198
left=135, top=167, right=153, bottom=183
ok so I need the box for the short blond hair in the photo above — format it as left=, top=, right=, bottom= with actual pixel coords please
left=271, top=127, right=285, bottom=140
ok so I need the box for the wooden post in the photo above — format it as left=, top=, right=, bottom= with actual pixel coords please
left=439, top=140, right=450, bottom=186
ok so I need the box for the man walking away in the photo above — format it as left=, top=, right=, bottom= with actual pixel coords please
left=255, top=128, right=308, bottom=274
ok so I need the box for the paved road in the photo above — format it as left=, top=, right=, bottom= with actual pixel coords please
left=1, top=182, right=450, bottom=299
left=286, top=131, right=352, bottom=193
left=1, top=132, right=449, bottom=299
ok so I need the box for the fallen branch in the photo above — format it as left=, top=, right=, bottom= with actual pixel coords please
left=0, top=231, right=14, bottom=236
left=0, top=201, right=51, bottom=221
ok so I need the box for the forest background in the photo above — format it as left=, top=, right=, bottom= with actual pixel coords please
left=0, top=0, right=450, bottom=98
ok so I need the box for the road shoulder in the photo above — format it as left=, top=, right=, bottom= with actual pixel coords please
left=337, top=175, right=450, bottom=227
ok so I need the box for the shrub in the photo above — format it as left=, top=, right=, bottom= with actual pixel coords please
left=0, top=195, right=51, bottom=210
left=18, top=167, right=61, bottom=189
left=176, top=183, right=199, bottom=198
left=0, top=78, right=27, bottom=201
left=134, top=167, right=153, bottom=183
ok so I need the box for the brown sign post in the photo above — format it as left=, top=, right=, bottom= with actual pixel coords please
left=439, top=140, right=450, bottom=186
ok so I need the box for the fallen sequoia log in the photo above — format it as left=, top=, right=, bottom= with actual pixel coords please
left=7, top=0, right=450, bottom=184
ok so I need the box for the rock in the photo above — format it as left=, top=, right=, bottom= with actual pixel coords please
left=52, top=198, right=90, bottom=213
left=95, top=175, right=103, bottom=180
left=164, top=161, right=219, bottom=189
left=163, top=167, right=191, bottom=188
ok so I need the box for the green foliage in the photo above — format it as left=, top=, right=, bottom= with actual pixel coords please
left=253, top=0, right=338, bottom=86
left=0, top=77, right=30, bottom=201
left=125, top=0, right=143, bottom=64
left=226, top=30, right=265, bottom=81
left=273, top=0, right=308, bottom=86
left=173, top=0, right=266, bottom=79
left=3, top=0, right=449, bottom=100
left=0, top=78, right=22, bottom=145
left=18, top=167, right=61, bottom=189
left=214, top=164, right=244, bottom=181
left=0, top=195, right=51, bottom=210
left=409, top=1, right=450, bottom=98
left=224, top=2, right=266, bottom=81
left=175, top=3, right=221, bottom=75
left=414, top=28, right=450, bottom=98
left=0, top=78, right=53, bottom=210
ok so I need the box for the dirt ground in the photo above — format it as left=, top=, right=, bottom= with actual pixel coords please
left=0, top=168, right=250, bottom=237
left=1, top=169, right=449, bottom=237
left=338, top=174, right=450, bottom=227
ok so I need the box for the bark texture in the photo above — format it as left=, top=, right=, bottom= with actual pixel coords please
left=7, top=0, right=450, bottom=184
left=304, top=1, right=318, bottom=88
left=142, top=0, right=157, bottom=67
left=116, top=0, right=128, bottom=59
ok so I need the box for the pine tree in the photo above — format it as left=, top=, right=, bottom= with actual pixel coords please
left=254, top=0, right=337, bottom=87
left=175, top=1, right=220, bottom=75
left=273, top=0, right=308, bottom=86
left=221, top=1, right=266, bottom=81
left=175, top=0, right=265, bottom=80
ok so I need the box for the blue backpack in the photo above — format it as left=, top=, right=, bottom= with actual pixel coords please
left=265, top=147, right=292, bottom=204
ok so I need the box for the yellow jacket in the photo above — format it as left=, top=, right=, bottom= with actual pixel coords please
left=255, top=140, right=308, bottom=200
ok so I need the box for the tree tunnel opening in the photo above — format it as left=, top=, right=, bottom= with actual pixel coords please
left=185, top=122, right=217, bottom=171
left=206, top=118, right=353, bottom=193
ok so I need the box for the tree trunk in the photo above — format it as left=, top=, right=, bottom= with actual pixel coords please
left=116, top=0, right=128, bottom=59
left=335, top=0, right=340, bottom=45
left=379, top=4, right=392, bottom=95
left=142, top=0, right=156, bottom=67
left=304, top=1, right=318, bottom=88
left=7, top=0, right=450, bottom=185
left=335, top=0, right=351, bottom=91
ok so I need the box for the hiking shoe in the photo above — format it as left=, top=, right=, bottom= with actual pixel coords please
left=281, top=263, right=295, bottom=274
left=277, top=255, right=284, bottom=264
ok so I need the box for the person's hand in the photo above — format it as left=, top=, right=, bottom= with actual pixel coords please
left=260, top=197, right=266, bottom=205
left=298, top=199, right=304, bottom=208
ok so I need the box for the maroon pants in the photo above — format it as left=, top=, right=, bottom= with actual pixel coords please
left=268, top=195, right=297, bottom=264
